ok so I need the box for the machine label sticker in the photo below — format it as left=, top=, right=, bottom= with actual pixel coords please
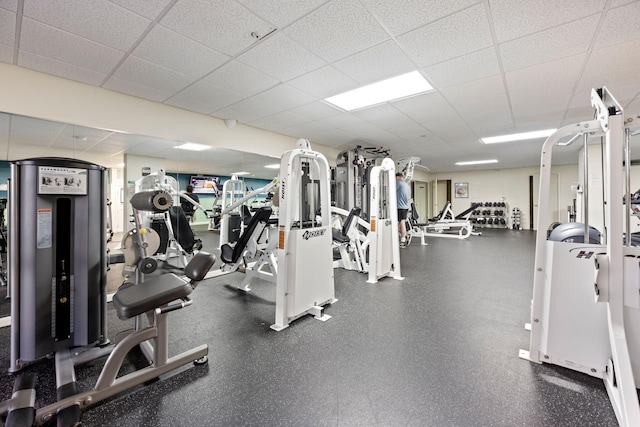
left=37, top=208, right=52, bottom=249
left=38, top=166, right=88, bottom=195
left=302, top=229, right=325, bottom=240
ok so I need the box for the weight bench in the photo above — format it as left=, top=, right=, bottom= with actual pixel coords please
left=220, top=207, right=277, bottom=291
left=332, top=207, right=368, bottom=272
left=2, top=252, right=215, bottom=427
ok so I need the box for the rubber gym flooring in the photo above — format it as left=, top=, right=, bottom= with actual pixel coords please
left=0, top=227, right=619, bottom=426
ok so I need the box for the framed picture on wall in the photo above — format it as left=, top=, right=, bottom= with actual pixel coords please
left=454, top=182, right=468, bottom=198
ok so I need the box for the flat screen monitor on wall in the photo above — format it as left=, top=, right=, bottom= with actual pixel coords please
left=190, top=176, right=220, bottom=194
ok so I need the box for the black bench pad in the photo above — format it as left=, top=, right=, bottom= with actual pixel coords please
left=332, top=228, right=350, bottom=244
left=112, top=274, right=192, bottom=320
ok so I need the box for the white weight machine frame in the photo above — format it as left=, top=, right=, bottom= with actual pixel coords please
left=408, top=202, right=477, bottom=244
left=272, top=139, right=336, bottom=331
left=218, top=175, right=248, bottom=249
left=330, top=206, right=371, bottom=273
left=367, top=158, right=403, bottom=284
left=520, top=87, right=640, bottom=426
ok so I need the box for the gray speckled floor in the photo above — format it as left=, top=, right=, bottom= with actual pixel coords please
left=0, top=228, right=619, bottom=426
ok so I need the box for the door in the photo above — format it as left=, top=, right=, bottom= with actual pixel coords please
left=413, top=181, right=428, bottom=222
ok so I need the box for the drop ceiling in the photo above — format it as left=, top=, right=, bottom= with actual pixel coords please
left=0, top=0, right=639, bottom=173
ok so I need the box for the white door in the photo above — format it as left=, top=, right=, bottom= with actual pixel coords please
left=532, top=173, right=559, bottom=231
left=413, top=181, right=428, bottom=222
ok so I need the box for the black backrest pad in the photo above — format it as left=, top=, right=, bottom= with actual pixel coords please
left=184, top=252, right=216, bottom=281
left=411, top=202, right=419, bottom=221
left=342, top=207, right=361, bottom=236
left=230, top=207, right=272, bottom=263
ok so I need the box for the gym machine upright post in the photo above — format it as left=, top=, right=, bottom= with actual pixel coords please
left=0, top=158, right=214, bottom=427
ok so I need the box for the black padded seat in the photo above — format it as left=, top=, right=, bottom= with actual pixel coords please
left=112, top=252, right=215, bottom=320
left=112, top=274, right=192, bottom=320
left=332, top=228, right=351, bottom=244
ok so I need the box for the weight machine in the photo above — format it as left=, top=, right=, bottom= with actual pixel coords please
left=520, top=87, right=640, bottom=426
left=330, top=206, right=370, bottom=273
left=1, top=158, right=215, bottom=426
left=271, top=139, right=336, bottom=331
left=366, top=158, right=403, bottom=284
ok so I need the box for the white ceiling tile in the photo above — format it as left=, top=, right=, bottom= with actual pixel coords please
left=396, top=4, right=493, bottom=67
left=287, top=101, right=342, bottom=121
left=594, top=1, right=640, bottom=49
left=317, top=113, right=379, bottom=133
left=18, top=51, right=107, bottom=85
left=0, top=8, right=15, bottom=46
left=284, top=0, right=389, bottom=62
left=361, top=0, right=478, bottom=36
left=466, top=111, right=514, bottom=136
left=249, top=84, right=316, bottom=114
left=237, top=0, right=329, bottom=28
left=9, top=146, right=47, bottom=159
left=109, top=0, right=173, bottom=19
left=20, top=18, right=123, bottom=73
left=288, top=66, right=357, bottom=98
left=424, top=47, right=500, bottom=89
left=102, top=76, right=171, bottom=102
left=574, top=39, right=640, bottom=102
left=237, top=32, right=325, bottom=81
left=165, top=81, right=244, bottom=115
left=627, top=96, right=640, bottom=116
left=248, top=110, right=310, bottom=131
left=214, top=98, right=277, bottom=123
left=440, top=75, right=506, bottom=105
left=202, top=60, right=280, bottom=98
left=0, top=1, right=17, bottom=12
left=489, top=0, right=607, bottom=43
left=333, top=40, right=416, bottom=85
left=111, top=56, right=195, bottom=96
left=500, top=15, right=598, bottom=72
left=0, top=44, right=13, bottom=62
left=23, top=0, right=151, bottom=51
left=505, top=54, right=585, bottom=93
left=132, top=25, right=230, bottom=78
left=160, top=0, right=274, bottom=56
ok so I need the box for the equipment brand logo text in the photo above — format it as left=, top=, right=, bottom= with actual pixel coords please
left=302, top=229, right=326, bottom=240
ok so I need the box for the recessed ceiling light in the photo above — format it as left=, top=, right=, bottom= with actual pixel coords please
left=455, top=159, right=499, bottom=166
left=264, top=164, right=280, bottom=169
left=324, top=71, right=433, bottom=111
left=481, top=129, right=556, bottom=144
left=174, top=142, right=210, bottom=151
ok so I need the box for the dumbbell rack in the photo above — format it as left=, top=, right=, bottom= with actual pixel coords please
left=469, top=202, right=509, bottom=228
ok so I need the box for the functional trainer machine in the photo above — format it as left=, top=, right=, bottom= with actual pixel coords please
left=271, top=139, right=336, bottom=331
left=1, top=158, right=214, bottom=427
left=520, top=88, right=640, bottom=426
left=366, top=158, right=403, bottom=284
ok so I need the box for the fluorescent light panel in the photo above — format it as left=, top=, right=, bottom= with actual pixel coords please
left=324, top=71, right=433, bottom=111
left=264, top=164, right=280, bottom=169
left=481, top=129, right=557, bottom=144
left=456, top=159, right=498, bottom=166
left=232, top=171, right=250, bottom=176
left=174, top=142, right=210, bottom=151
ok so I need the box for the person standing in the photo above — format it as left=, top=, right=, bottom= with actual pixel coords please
left=396, top=172, right=410, bottom=247
left=181, top=185, right=199, bottom=222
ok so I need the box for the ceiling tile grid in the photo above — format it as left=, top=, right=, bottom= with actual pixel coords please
left=360, top=0, right=479, bottom=37
left=489, top=0, right=607, bottom=43
left=499, top=15, right=600, bottom=72
left=236, top=0, right=330, bottom=28
left=594, top=0, right=640, bottom=49
left=20, top=18, right=124, bottom=74
left=159, top=0, right=273, bottom=56
left=165, top=80, right=244, bottom=115
left=131, top=25, right=230, bottom=79
left=396, top=3, right=493, bottom=68
left=109, top=0, right=173, bottom=20
left=237, top=32, right=326, bottom=82
left=0, top=0, right=17, bottom=12
left=287, top=101, right=342, bottom=122
left=283, top=0, right=390, bottom=62
left=102, top=76, right=172, bottom=102
left=109, top=56, right=195, bottom=96
left=0, top=7, right=15, bottom=46
left=202, top=60, right=280, bottom=99
left=0, top=45, right=13, bottom=63
left=424, top=47, right=501, bottom=89
left=332, top=40, right=416, bottom=85
left=18, top=51, right=107, bottom=86
left=288, top=65, right=357, bottom=98
left=23, top=0, right=151, bottom=51
left=248, top=110, right=311, bottom=132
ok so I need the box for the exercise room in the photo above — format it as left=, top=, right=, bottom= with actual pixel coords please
left=1, top=1, right=640, bottom=426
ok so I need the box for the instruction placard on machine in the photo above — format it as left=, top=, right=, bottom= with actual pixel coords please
left=38, top=166, right=88, bottom=195
left=37, top=208, right=52, bottom=249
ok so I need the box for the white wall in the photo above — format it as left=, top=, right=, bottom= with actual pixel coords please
left=432, top=164, right=579, bottom=230
left=0, top=63, right=341, bottom=163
